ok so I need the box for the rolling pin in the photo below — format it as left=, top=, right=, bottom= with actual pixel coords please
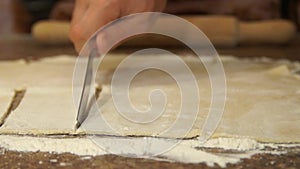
left=32, top=21, right=71, bottom=45
left=32, top=16, right=296, bottom=47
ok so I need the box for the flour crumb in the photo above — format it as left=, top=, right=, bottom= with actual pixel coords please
left=60, top=162, right=70, bottom=166
left=50, top=159, right=58, bottom=163
left=81, top=156, right=92, bottom=160
left=202, top=138, right=262, bottom=151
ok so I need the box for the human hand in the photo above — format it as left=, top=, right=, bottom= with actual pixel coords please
left=69, top=0, right=167, bottom=52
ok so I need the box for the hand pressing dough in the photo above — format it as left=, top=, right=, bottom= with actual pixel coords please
left=83, top=56, right=300, bottom=143
left=0, top=87, right=77, bottom=134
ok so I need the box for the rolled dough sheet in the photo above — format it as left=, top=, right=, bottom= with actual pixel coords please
left=0, top=55, right=75, bottom=88
left=0, top=60, right=27, bottom=89
left=0, top=56, right=77, bottom=133
left=0, top=87, right=77, bottom=134
left=1, top=55, right=299, bottom=144
left=0, top=56, right=82, bottom=134
left=23, top=55, right=76, bottom=87
left=82, top=56, right=300, bottom=143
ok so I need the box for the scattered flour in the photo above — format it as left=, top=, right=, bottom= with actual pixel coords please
left=0, top=135, right=106, bottom=156
left=162, top=143, right=255, bottom=167
left=59, top=162, right=71, bottom=166
left=188, top=137, right=263, bottom=151
left=49, top=159, right=58, bottom=163
left=0, top=135, right=298, bottom=167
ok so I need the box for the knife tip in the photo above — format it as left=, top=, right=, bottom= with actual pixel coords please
left=75, top=121, right=81, bottom=130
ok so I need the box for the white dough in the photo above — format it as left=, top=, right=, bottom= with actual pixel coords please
left=83, top=55, right=300, bottom=143
left=0, top=56, right=77, bottom=134
left=0, top=56, right=75, bottom=88
left=0, top=60, right=27, bottom=89
left=24, top=56, right=75, bottom=87
left=0, top=87, right=77, bottom=134
left=0, top=55, right=299, bottom=144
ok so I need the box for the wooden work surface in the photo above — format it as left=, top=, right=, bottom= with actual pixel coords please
left=0, top=34, right=299, bottom=169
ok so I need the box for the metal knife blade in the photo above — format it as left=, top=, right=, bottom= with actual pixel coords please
left=76, top=49, right=97, bottom=128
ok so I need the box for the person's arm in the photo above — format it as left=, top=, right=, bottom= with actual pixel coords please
left=69, top=0, right=167, bottom=52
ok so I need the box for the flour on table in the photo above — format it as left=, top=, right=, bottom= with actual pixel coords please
left=0, top=135, right=297, bottom=167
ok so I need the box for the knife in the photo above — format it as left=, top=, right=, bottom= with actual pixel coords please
left=76, top=49, right=97, bottom=128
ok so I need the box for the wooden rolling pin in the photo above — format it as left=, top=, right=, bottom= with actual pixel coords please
left=32, top=21, right=71, bottom=45
left=32, top=16, right=296, bottom=47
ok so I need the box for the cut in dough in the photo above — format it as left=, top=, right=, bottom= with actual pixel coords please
left=0, top=87, right=77, bottom=134
left=0, top=90, right=14, bottom=125
left=0, top=56, right=77, bottom=134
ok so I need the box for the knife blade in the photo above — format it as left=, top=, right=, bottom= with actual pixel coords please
left=76, top=49, right=97, bottom=128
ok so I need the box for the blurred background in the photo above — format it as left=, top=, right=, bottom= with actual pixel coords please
left=0, top=0, right=299, bottom=60
left=1, top=0, right=299, bottom=34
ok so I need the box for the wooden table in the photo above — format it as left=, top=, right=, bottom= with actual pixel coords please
left=0, top=34, right=299, bottom=169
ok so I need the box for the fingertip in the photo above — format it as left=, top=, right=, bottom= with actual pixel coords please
left=69, top=25, right=85, bottom=53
